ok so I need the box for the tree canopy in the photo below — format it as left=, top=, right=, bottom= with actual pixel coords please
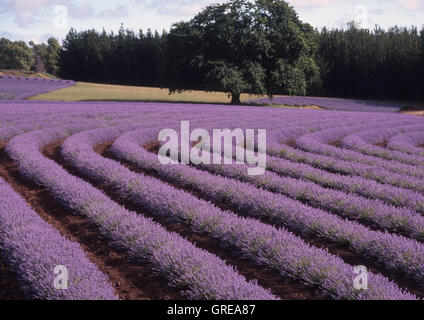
left=314, top=23, right=424, bottom=100
left=163, top=0, right=318, bottom=104
left=0, top=37, right=61, bottom=75
left=0, top=38, right=34, bottom=71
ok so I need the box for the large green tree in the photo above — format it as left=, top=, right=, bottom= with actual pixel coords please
left=163, top=0, right=318, bottom=104
left=29, top=38, right=61, bottom=75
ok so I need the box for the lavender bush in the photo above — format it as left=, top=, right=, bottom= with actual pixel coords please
left=0, top=177, right=118, bottom=300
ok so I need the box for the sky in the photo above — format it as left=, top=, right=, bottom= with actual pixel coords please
left=0, top=0, right=423, bottom=44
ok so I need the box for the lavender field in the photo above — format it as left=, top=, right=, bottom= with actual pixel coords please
left=0, top=75, right=75, bottom=100
left=1, top=77, right=424, bottom=301
left=247, top=96, right=407, bottom=113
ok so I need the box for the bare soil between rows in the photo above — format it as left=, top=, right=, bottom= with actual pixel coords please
left=0, top=143, right=183, bottom=300
left=374, top=142, right=388, bottom=147
left=0, top=256, right=27, bottom=300
left=328, top=141, right=341, bottom=147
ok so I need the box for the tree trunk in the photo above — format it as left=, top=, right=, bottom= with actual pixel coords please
left=230, top=93, right=241, bottom=105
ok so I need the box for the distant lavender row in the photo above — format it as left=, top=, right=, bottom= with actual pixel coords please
left=6, top=125, right=275, bottom=300
left=388, top=131, right=424, bottom=156
left=62, top=126, right=418, bottom=299
left=110, top=127, right=424, bottom=291
left=291, top=123, right=424, bottom=179
left=197, top=144, right=424, bottom=239
left=0, top=100, right=259, bottom=142
left=201, top=124, right=424, bottom=212
left=0, top=177, right=118, bottom=300
left=246, top=96, right=405, bottom=113
left=341, top=125, right=424, bottom=165
left=129, top=125, right=424, bottom=235
left=268, top=142, right=424, bottom=194
left=0, top=76, right=75, bottom=100
left=266, top=155, right=424, bottom=214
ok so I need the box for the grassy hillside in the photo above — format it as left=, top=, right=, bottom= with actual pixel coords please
left=30, top=82, right=265, bottom=104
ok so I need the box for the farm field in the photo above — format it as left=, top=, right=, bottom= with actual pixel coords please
left=247, top=96, right=408, bottom=113
left=1, top=77, right=424, bottom=300
left=0, top=75, right=75, bottom=100
left=29, top=81, right=264, bottom=105
left=30, top=81, right=418, bottom=113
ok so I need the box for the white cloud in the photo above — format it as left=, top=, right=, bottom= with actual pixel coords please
left=287, top=0, right=344, bottom=8
left=395, top=0, right=424, bottom=11
left=98, top=5, right=129, bottom=18
left=135, top=0, right=220, bottom=16
left=69, top=3, right=95, bottom=19
left=175, top=4, right=204, bottom=16
left=0, top=0, right=95, bottom=27
left=1, top=0, right=52, bottom=27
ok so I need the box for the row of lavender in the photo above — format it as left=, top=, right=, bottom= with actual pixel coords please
left=0, top=177, right=118, bottom=300
left=1, top=101, right=424, bottom=299
left=0, top=76, right=75, bottom=100
left=246, top=96, right=406, bottom=113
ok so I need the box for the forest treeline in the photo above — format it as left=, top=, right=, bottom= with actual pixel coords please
left=315, top=24, right=424, bottom=100
left=1, top=0, right=423, bottom=101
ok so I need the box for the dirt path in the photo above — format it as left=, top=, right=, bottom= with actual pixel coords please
left=0, top=258, right=27, bottom=300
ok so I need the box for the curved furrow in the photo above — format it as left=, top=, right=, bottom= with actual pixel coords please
left=160, top=124, right=424, bottom=213
left=292, top=121, right=424, bottom=178
left=268, top=142, right=424, bottom=194
left=46, top=141, right=332, bottom=300
left=387, top=131, right=424, bottom=156
left=1, top=101, right=423, bottom=301
left=5, top=125, right=276, bottom=300
left=0, top=142, right=187, bottom=300
left=341, top=125, right=424, bottom=165
left=61, top=125, right=418, bottom=300
left=108, top=128, right=424, bottom=292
